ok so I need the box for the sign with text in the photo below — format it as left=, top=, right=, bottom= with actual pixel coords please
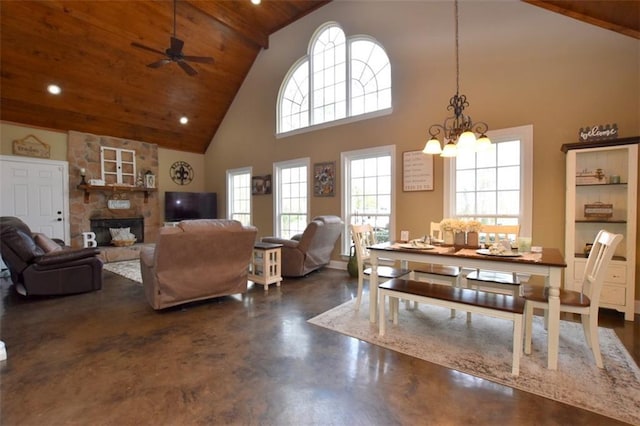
left=403, top=150, right=433, bottom=191
left=578, top=124, right=618, bottom=142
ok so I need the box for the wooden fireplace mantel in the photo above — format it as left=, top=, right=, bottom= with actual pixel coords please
left=77, top=184, right=156, bottom=204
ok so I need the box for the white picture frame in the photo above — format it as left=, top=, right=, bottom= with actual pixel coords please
left=145, top=174, right=156, bottom=188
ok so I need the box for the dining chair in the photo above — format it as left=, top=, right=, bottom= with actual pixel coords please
left=411, top=221, right=460, bottom=286
left=465, top=224, right=521, bottom=295
left=350, top=224, right=411, bottom=310
left=521, top=229, right=622, bottom=368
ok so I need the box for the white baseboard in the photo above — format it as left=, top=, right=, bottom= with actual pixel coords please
left=328, top=260, right=347, bottom=270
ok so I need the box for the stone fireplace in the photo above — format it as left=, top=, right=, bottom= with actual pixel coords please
left=67, top=130, right=160, bottom=255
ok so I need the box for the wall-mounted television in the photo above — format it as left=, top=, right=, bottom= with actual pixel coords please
left=165, top=192, right=217, bottom=222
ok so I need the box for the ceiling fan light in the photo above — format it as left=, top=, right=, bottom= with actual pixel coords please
left=423, top=138, right=442, bottom=154
left=180, top=116, right=189, bottom=125
left=440, top=141, right=458, bottom=157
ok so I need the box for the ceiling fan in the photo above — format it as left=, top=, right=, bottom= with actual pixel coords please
left=131, top=0, right=214, bottom=76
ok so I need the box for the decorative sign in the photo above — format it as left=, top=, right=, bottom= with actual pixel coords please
left=313, top=161, right=335, bottom=197
left=170, top=161, right=194, bottom=185
left=578, top=124, right=618, bottom=142
left=403, top=150, right=433, bottom=191
left=12, top=134, right=51, bottom=158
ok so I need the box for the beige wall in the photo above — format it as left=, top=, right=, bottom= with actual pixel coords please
left=1, top=121, right=67, bottom=160
left=204, top=1, right=640, bottom=292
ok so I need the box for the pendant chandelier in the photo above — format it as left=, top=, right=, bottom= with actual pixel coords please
left=423, top=0, right=490, bottom=157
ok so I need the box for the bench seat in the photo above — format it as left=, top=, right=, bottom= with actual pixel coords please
left=378, top=278, right=525, bottom=376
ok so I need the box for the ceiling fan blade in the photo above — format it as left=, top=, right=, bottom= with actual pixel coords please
left=170, top=36, right=184, bottom=54
left=147, top=59, right=172, bottom=69
left=177, top=60, right=198, bottom=76
left=182, top=55, right=214, bottom=64
left=131, top=42, right=166, bottom=56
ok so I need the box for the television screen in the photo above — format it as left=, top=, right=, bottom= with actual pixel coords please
left=165, top=192, right=217, bottom=222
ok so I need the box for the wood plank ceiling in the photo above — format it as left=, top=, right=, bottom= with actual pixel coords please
left=1, top=0, right=637, bottom=154
left=0, top=0, right=330, bottom=153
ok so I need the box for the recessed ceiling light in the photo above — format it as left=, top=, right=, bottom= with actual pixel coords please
left=251, top=0, right=261, bottom=4
left=179, top=116, right=189, bottom=125
left=47, top=84, right=61, bottom=95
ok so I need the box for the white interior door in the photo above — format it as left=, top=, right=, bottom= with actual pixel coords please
left=0, top=155, right=70, bottom=241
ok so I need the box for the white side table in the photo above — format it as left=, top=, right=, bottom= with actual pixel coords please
left=248, top=242, right=283, bottom=291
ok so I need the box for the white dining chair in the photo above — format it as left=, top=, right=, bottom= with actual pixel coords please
left=465, top=224, right=521, bottom=295
left=350, top=224, right=411, bottom=310
left=411, top=221, right=460, bottom=286
left=521, top=229, right=623, bottom=368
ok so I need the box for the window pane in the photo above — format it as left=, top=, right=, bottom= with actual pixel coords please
left=497, top=166, right=520, bottom=190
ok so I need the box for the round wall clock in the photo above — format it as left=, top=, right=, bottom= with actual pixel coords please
left=170, top=161, right=194, bottom=185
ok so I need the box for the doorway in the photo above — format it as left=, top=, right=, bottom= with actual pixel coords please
left=0, top=155, right=70, bottom=242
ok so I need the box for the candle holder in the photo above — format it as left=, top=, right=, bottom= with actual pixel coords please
left=80, top=168, right=87, bottom=186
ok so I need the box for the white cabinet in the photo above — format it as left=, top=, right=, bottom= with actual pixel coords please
left=562, top=137, right=638, bottom=320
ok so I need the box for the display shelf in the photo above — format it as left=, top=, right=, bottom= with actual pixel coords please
left=77, top=184, right=156, bottom=204
left=563, top=137, right=638, bottom=320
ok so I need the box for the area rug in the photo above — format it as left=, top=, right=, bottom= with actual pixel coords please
left=309, top=299, right=640, bottom=425
left=103, top=260, right=142, bottom=284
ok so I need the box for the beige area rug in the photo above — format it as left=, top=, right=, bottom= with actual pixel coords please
left=103, top=260, right=142, bottom=284
left=309, top=299, right=640, bottom=424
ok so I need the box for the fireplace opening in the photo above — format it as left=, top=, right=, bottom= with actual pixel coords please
left=90, top=217, right=144, bottom=247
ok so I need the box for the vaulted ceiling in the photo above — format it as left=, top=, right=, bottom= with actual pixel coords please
left=1, top=1, right=637, bottom=154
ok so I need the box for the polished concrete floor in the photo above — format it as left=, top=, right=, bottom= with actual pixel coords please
left=1, top=268, right=638, bottom=425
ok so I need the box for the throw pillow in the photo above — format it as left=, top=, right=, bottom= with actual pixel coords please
left=34, top=233, right=63, bottom=253
left=109, top=227, right=131, bottom=239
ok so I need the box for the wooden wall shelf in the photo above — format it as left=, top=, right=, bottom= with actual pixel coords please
left=77, top=184, right=156, bottom=203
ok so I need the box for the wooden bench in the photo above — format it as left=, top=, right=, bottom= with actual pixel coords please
left=378, top=278, right=525, bottom=376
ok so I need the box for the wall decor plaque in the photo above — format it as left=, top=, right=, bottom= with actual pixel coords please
left=313, top=161, right=335, bottom=197
left=403, top=150, right=433, bottom=191
left=578, top=124, right=618, bottom=142
left=12, top=134, right=51, bottom=158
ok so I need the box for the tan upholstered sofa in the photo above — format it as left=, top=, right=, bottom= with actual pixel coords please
left=261, top=215, right=343, bottom=277
left=140, top=219, right=257, bottom=310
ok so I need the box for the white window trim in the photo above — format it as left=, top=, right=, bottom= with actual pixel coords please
left=340, top=144, right=397, bottom=255
left=273, top=157, right=311, bottom=238
left=443, top=124, right=533, bottom=237
left=226, top=166, right=252, bottom=223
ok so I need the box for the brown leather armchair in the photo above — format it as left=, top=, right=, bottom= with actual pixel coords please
left=140, top=219, right=258, bottom=310
left=0, top=216, right=103, bottom=296
left=261, top=215, right=343, bottom=277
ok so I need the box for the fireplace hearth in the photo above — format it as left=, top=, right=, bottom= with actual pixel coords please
left=90, top=217, right=144, bottom=247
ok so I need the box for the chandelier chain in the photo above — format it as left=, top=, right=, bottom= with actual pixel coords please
left=455, top=0, right=459, bottom=95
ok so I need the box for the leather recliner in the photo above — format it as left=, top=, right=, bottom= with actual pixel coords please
left=261, top=215, right=343, bottom=277
left=0, top=216, right=103, bottom=296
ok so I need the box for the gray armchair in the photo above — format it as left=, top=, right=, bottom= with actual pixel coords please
left=261, top=215, right=343, bottom=277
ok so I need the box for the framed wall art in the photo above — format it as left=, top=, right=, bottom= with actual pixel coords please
left=314, top=161, right=335, bottom=197
left=403, top=150, right=433, bottom=191
left=252, top=174, right=272, bottom=195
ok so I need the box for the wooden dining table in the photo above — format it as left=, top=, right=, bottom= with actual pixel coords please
left=367, top=242, right=567, bottom=370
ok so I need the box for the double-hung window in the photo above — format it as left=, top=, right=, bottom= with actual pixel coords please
left=226, top=167, right=252, bottom=226
left=444, top=125, right=533, bottom=237
left=274, top=158, right=310, bottom=239
left=341, top=145, right=396, bottom=254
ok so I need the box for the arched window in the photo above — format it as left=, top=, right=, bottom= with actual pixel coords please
left=277, top=22, right=391, bottom=135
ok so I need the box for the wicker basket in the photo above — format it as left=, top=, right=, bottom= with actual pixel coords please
left=111, top=239, right=136, bottom=247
